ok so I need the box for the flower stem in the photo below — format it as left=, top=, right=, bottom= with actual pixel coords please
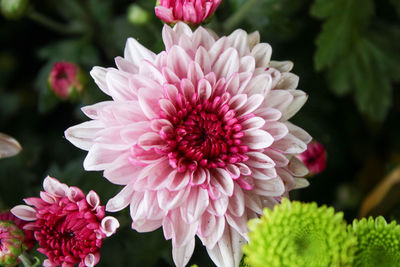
left=27, top=10, right=82, bottom=35
left=223, top=0, right=260, bottom=33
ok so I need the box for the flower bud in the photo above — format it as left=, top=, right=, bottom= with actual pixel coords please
left=0, top=0, right=29, bottom=20
left=47, top=61, right=85, bottom=100
left=297, top=141, right=327, bottom=175
left=155, top=0, right=222, bottom=26
left=127, top=4, right=151, bottom=25
left=0, top=220, right=26, bottom=266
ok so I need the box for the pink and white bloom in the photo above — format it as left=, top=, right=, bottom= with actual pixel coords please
left=11, top=176, right=119, bottom=267
left=297, top=141, right=326, bottom=175
left=65, top=22, right=311, bottom=267
left=155, top=0, right=221, bottom=25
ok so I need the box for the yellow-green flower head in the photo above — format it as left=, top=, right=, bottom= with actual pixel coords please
left=243, top=198, right=356, bottom=267
left=349, top=216, right=400, bottom=267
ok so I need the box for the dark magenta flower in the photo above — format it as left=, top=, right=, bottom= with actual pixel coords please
left=11, top=176, right=119, bottom=267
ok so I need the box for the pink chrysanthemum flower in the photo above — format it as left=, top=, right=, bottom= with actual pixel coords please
left=155, top=0, right=221, bottom=25
left=0, top=211, right=35, bottom=251
left=297, top=141, right=326, bottom=175
left=11, top=176, right=119, bottom=267
left=65, top=23, right=311, bottom=267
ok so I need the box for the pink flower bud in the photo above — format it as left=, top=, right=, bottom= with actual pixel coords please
left=0, top=212, right=35, bottom=251
left=48, top=62, right=85, bottom=100
left=155, top=0, right=222, bottom=25
left=297, top=141, right=327, bottom=175
left=0, top=220, right=26, bottom=266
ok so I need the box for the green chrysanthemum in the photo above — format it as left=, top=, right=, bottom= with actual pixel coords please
left=243, top=198, right=356, bottom=267
left=349, top=216, right=400, bottom=267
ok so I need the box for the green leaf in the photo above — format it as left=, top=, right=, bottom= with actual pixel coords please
left=311, top=0, right=374, bottom=70
left=392, top=0, right=400, bottom=16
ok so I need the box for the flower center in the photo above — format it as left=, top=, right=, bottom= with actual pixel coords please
left=161, top=93, right=249, bottom=172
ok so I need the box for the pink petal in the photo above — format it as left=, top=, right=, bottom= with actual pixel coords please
left=124, top=38, right=156, bottom=67
left=242, top=129, right=273, bottom=149
left=281, top=90, right=308, bottom=120
left=253, top=177, right=285, bottom=197
left=106, top=70, right=136, bottom=101
left=210, top=168, right=234, bottom=197
left=236, top=94, right=264, bottom=116
left=11, top=205, right=36, bottom=221
left=165, top=210, right=198, bottom=247
left=206, top=226, right=245, bottom=267
left=86, top=190, right=100, bottom=209
left=195, top=46, right=211, bottom=74
left=243, top=73, right=271, bottom=96
left=90, top=67, right=110, bottom=95
left=180, top=187, right=209, bottom=223
left=213, top=47, right=239, bottom=79
left=106, top=185, right=135, bottom=212
left=276, top=72, right=299, bottom=90
left=43, top=176, right=68, bottom=197
left=270, top=60, right=294, bottom=72
left=157, top=186, right=191, bottom=211
left=198, top=214, right=225, bottom=248
left=64, top=120, right=104, bottom=151
left=115, top=56, right=138, bottom=74
left=138, top=87, right=162, bottom=120
left=84, top=252, right=100, bottom=267
left=227, top=29, right=249, bottom=56
left=167, top=46, right=191, bottom=79
left=251, top=43, right=272, bottom=68
left=101, top=216, right=120, bottom=237
left=104, top=152, right=143, bottom=185
left=84, top=144, right=124, bottom=171
left=172, top=238, right=195, bottom=267
left=287, top=156, right=309, bottom=177
left=227, top=184, right=245, bottom=217
left=262, top=121, right=289, bottom=141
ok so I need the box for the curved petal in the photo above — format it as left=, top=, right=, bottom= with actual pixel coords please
left=11, top=205, right=37, bottom=221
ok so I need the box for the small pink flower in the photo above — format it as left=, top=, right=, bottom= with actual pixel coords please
left=0, top=211, right=35, bottom=251
left=11, top=176, right=119, bottom=267
left=65, top=23, right=311, bottom=267
left=297, top=141, right=326, bottom=175
left=155, top=0, right=222, bottom=25
left=48, top=62, right=84, bottom=100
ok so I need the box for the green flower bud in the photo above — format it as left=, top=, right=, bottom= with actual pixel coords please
left=349, top=216, right=400, bottom=267
left=127, top=4, right=150, bottom=25
left=0, top=220, right=26, bottom=266
left=0, top=0, right=29, bottom=20
left=243, top=198, right=356, bottom=267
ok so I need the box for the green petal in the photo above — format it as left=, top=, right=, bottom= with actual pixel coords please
left=349, top=216, right=400, bottom=267
left=243, top=198, right=356, bottom=267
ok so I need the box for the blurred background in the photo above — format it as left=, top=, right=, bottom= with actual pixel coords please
left=0, top=0, right=399, bottom=266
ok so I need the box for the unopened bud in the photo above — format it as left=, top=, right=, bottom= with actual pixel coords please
left=48, top=61, right=86, bottom=101
left=0, top=0, right=29, bottom=20
left=128, top=4, right=150, bottom=25
left=0, top=220, right=26, bottom=266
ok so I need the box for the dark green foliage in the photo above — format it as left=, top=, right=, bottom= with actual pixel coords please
left=311, top=0, right=400, bottom=121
